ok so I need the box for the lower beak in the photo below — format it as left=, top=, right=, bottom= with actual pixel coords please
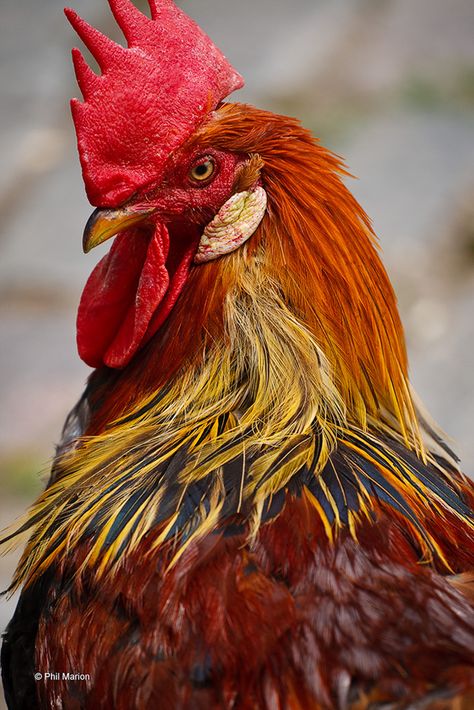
left=83, top=205, right=157, bottom=254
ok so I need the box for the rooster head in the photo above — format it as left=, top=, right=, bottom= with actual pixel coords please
left=66, top=0, right=265, bottom=369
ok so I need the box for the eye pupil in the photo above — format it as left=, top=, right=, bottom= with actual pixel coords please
left=190, top=157, right=215, bottom=183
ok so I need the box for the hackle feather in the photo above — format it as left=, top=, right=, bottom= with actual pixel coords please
left=3, top=104, right=473, bottom=592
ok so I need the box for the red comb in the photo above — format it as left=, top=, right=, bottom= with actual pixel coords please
left=65, top=0, right=244, bottom=206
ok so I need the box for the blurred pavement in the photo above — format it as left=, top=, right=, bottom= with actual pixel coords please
left=0, top=1, right=473, bottom=705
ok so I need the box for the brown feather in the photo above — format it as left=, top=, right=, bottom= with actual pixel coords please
left=4, top=103, right=474, bottom=710
left=33, top=499, right=474, bottom=709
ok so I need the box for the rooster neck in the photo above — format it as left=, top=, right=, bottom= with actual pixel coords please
left=6, top=259, right=474, bottom=591
left=86, top=103, right=421, bottom=451
left=6, top=105, right=473, bottom=590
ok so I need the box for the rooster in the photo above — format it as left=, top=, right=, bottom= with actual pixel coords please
left=2, top=1, right=474, bottom=708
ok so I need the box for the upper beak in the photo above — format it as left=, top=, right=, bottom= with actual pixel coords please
left=82, top=205, right=157, bottom=254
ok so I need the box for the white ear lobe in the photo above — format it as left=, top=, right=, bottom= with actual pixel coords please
left=194, top=186, right=267, bottom=264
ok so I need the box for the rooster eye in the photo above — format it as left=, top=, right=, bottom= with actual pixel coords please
left=189, top=157, right=216, bottom=184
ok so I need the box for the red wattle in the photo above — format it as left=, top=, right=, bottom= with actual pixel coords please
left=77, top=223, right=170, bottom=369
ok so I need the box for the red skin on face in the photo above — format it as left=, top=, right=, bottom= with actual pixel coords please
left=77, top=148, right=242, bottom=369
left=65, top=1, right=245, bottom=369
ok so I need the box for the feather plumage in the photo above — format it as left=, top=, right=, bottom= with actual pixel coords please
left=2, top=103, right=474, bottom=708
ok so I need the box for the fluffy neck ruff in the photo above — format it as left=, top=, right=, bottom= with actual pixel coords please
left=7, top=249, right=473, bottom=588
left=5, top=105, right=473, bottom=588
left=82, top=103, right=421, bottom=448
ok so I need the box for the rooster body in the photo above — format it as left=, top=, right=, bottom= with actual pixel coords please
left=2, top=2, right=474, bottom=709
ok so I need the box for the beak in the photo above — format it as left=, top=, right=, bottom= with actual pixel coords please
left=82, top=205, right=157, bottom=254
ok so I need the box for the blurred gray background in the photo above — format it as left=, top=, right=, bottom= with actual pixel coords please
left=1, top=0, right=473, bottom=703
